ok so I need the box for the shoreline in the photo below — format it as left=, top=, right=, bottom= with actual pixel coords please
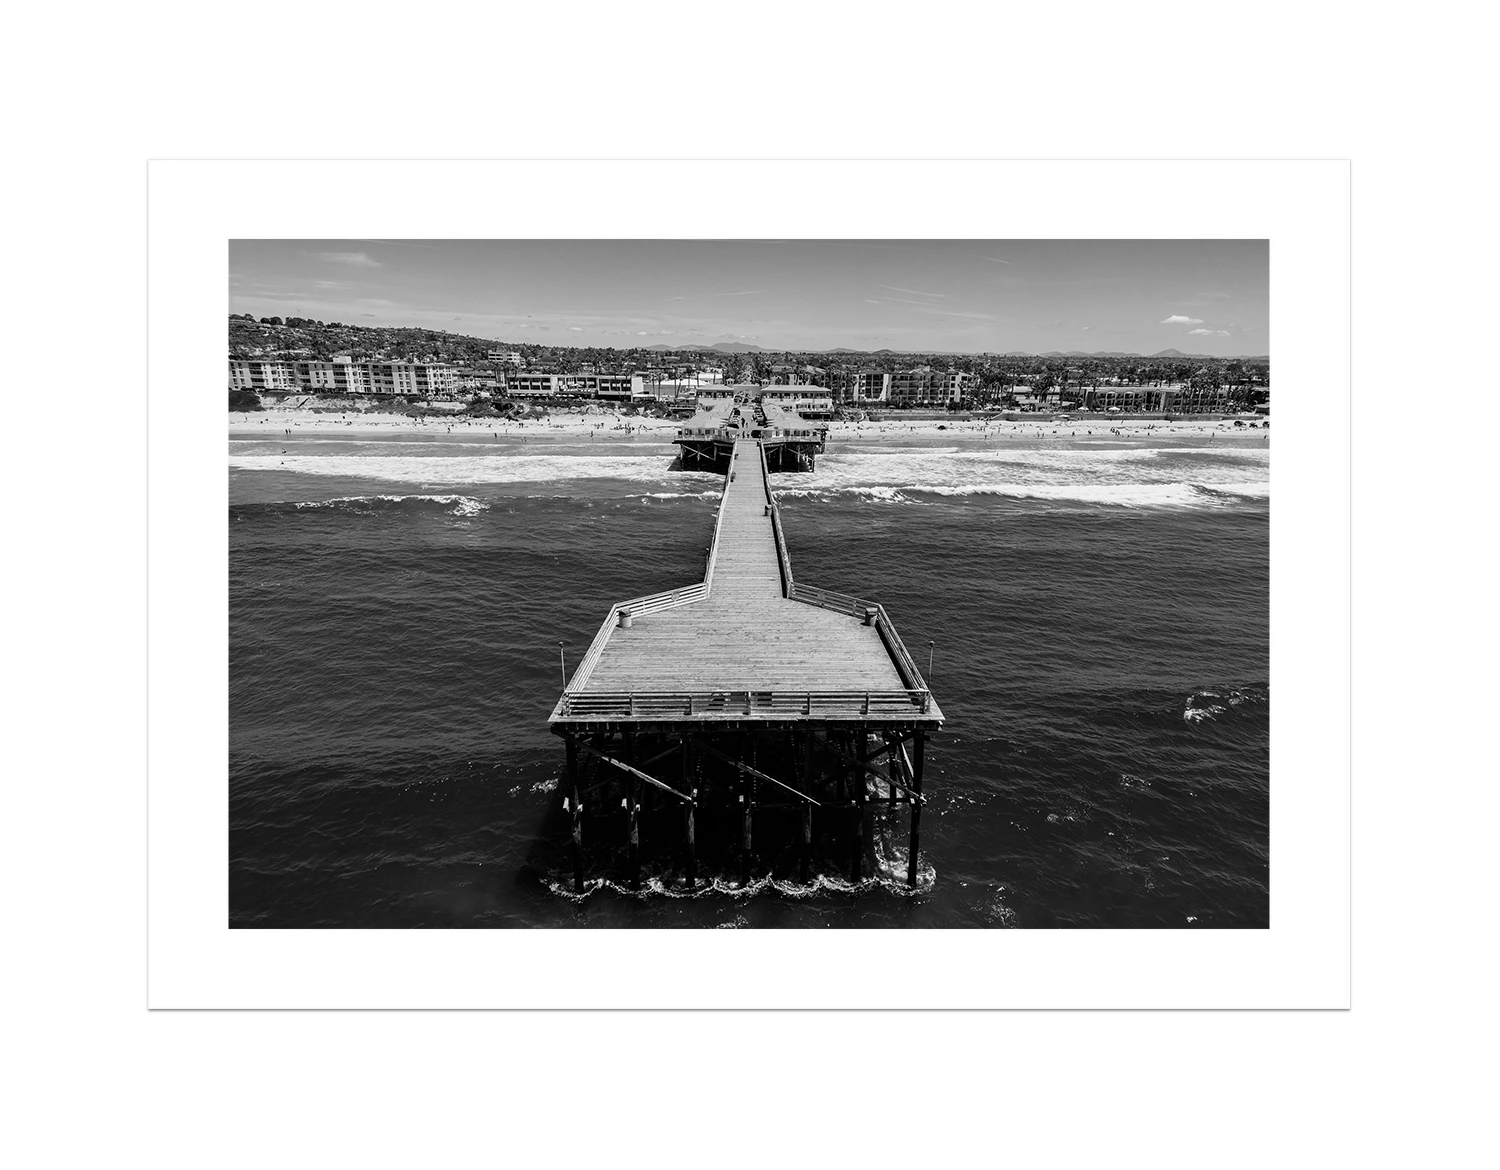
left=231, top=407, right=1268, bottom=444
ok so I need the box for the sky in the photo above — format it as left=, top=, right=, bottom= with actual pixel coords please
left=228, top=240, right=1268, bottom=355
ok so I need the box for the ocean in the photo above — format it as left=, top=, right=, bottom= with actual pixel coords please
left=229, top=421, right=1269, bottom=928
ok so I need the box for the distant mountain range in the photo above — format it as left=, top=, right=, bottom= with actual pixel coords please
left=648, top=343, right=1270, bottom=359
left=229, top=318, right=1266, bottom=363
left=1029, top=348, right=1269, bottom=359
left=645, top=341, right=767, bottom=354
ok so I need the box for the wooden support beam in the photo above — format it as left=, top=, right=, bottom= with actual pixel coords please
left=566, top=735, right=583, bottom=894
left=826, top=741, right=928, bottom=805
left=638, top=742, right=681, bottom=772
left=682, top=739, right=696, bottom=889
left=575, top=742, right=694, bottom=805
left=886, top=733, right=898, bottom=810
left=739, top=753, right=753, bottom=886
left=799, top=731, right=814, bottom=883
left=851, top=731, right=865, bottom=882
left=684, top=735, right=821, bottom=806
left=625, top=730, right=639, bottom=890
left=800, top=802, right=813, bottom=883
left=907, top=731, right=925, bottom=888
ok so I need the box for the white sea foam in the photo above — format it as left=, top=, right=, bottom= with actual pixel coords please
left=234, top=441, right=1269, bottom=509
left=289, top=493, right=491, bottom=516
left=232, top=452, right=720, bottom=487
left=542, top=865, right=933, bottom=902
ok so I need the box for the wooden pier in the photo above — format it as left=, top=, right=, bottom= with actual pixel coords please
left=549, top=434, right=943, bottom=893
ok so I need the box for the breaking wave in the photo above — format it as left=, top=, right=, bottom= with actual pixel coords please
left=543, top=861, right=936, bottom=902
left=1183, top=686, right=1268, bottom=723
left=284, top=493, right=490, bottom=516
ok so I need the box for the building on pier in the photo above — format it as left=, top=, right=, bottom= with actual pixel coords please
left=549, top=437, right=943, bottom=892
left=674, top=391, right=828, bottom=474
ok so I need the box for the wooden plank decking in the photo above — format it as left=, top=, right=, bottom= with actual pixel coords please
left=550, top=438, right=942, bottom=725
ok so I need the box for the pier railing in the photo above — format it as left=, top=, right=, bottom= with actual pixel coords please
left=566, top=582, right=710, bottom=692
left=759, top=442, right=797, bottom=598
left=702, top=456, right=739, bottom=591
left=788, top=583, right=931, bottom=693
left=556, top=687, right=933, bottom=719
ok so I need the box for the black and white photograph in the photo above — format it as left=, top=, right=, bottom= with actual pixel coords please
left=228, top=238, right=1270, bottom=929
left=141, top=156, right=1352, bottom=1014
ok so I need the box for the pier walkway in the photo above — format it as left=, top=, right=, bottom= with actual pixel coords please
left=550, top=438, right=941, bottom=727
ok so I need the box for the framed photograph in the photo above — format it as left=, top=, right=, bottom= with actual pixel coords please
left=149, top=160, right=1349, bottom=1007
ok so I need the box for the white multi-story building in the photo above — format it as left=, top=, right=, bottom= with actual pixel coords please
left=888, top=367, right=972, bottom=405
left=229, top=360, right=298, bottom=391
left=839, top=369, right=891, bottom=403
left=506, top=373, right=646, bottom=401
left=760, top=386, right=835, bottom=415
left=292, top=361, right=373, bottom=393
left=229, top=359, right=456, bottom=397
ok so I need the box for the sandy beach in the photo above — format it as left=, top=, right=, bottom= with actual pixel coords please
left=230, top=407, right=1266, bottom=443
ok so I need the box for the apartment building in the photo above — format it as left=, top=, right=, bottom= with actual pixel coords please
left=292, top=361, right=373, bottom=394
left=888, top=367, right=972, bottom=406
left=367, top=362, right=459, bottom=397
left=759, top=386, right=835, bottom=415
left=1080, top=383, right=1230, bottom=413
left=506, top=373, right=647, bottom=400
left=229, top=360, right=298, bottom=391
left=228, top=359, right=456, bottom=397
left=832, top=368, right=891, bottom=403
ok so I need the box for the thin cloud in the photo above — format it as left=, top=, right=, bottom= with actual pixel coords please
left=983, top=257, right=1013, bottom=264
left=1161, top=315, right=1204, bottom=325
left=710, top=290, right=760, bottom=297
left=1197, top=291, right=1232, bottom=299
left=665, top=296, right=687, bottom=302
left=790, top=241, right=920, bottom=252
left=879, top=285, right=945, bottom=298
left=872, top=295, right=995, bottom=322
left=1188, top=328, right=1231, bottom=336
left=353, top=239, right=443, bottom=249
left=311, top=251, right=382, bottom=268
left=568, top=326, right=584, bottom=331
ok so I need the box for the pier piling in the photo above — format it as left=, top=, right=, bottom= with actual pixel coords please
left=907, top=732, right=926, bottom=888
left=740, top=772, right=753, bottom=886
left=851, top=732, right=866, bottom=883
left=566, top=736, right=583, bottom=894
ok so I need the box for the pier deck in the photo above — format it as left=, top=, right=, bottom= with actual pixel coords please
left=550, top=438, right=941, bottom=727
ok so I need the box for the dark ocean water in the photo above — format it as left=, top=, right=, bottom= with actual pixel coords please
left=229, top=427, right=1268, bottom=927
